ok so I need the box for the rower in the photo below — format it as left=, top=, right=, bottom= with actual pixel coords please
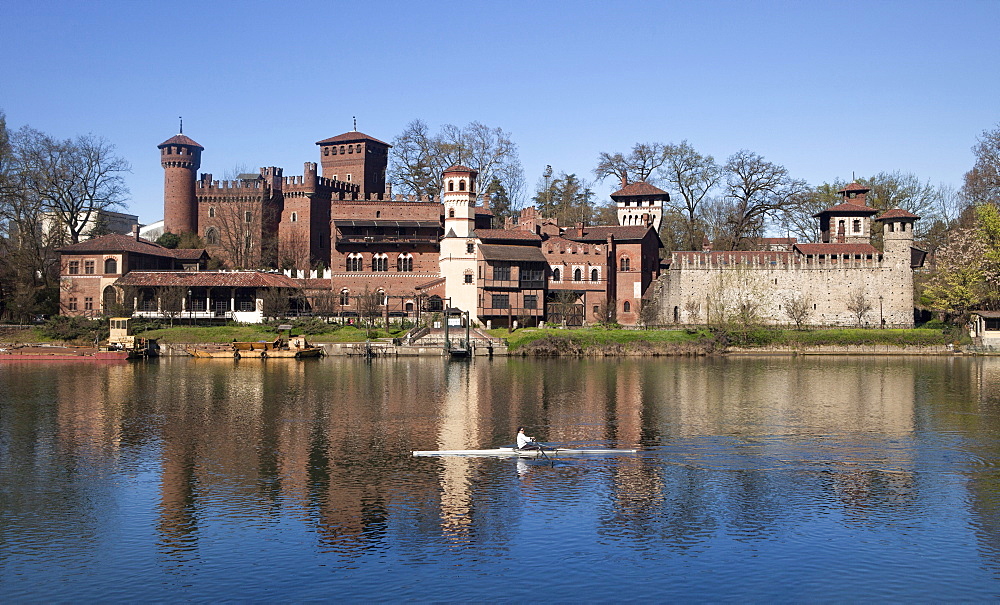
left=516, top=427, right=540, bottom=451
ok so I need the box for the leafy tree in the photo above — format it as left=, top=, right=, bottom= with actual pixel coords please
left=156, top=232, right=180, bottom=248
left=532, top=171, right=594, bottom=226
left=484, top=176, right=512, bottom=226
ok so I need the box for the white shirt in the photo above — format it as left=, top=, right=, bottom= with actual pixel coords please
left=517, top=432, right=533, bottom=448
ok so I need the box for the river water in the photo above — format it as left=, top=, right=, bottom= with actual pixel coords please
left=2, top=355, right=1000, bottom=602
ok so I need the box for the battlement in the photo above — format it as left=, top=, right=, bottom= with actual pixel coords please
left=670, top=250, right=885, bottom=270
left=196, top=177, right=266, bottom=191
left=330, top=193, right=438, bottom=203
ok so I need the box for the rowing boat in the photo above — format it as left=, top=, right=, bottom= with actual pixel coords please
left=412, top=447, right=637, bottom=458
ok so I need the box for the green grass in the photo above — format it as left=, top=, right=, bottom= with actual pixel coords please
left=488, top=327, right=713, bottom=351
left=138, top=323, right=405, bottom=344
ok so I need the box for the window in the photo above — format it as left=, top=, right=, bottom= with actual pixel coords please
left=209, top=206, right=216, bottom=218
left=449, top=208, right=455, bottom=218
left=245, top=211, right=252, bottom=223
left=346, top=174, right=352, bottom=182
left=84, top=297, right=93, bottom=311
left=291, top=212, right=298, bottom=223
left=464, top=273, right=473, bottom=284
left=524, top=295, right=537, bottom=309
left=68, top=297, right=78, bottom=311
left=206, top=227, right=219, bottom=245
left=332, top=147, right=337, bottom=155
left=623, top=301, right=631, bottom=313
left=853, top=219, right=861, bottom=232
left=324, top=147, right=329, bottom=156
left=347, top=253, right=363, bottom=271
left=84, top=260, right=95, bottom=274
left=889, top=222, right=895, bottom=232
left=104, top=258, right=118, bottom=274
left=492, top=294, right=510, bottom=309
left=591, top=268, right=599, bottom=281
left=340, top=146, right=345, bottom=154
left=552, top=268, right=561, bottom=281
left=69, top=260, right=79, bottom=274
left=459, top=180, right=466, bottom=191
left=397, top=254, right=413, bottom=272
left=494, top=263, right=511, bottom=281
left=348, top=145, right=353, bottom=154
left=620, top=256, right=630, bottom=271
left=466, top=242, right=475, bottom=254
left=372, top=253, right=388, bottom=272
left=356, top=144, right=361, bottom=153
left=340, top=289, right=350, bottom=306
left=574, top=268, right=582, bottom=281
left=448, top=181, right=454, bottom=192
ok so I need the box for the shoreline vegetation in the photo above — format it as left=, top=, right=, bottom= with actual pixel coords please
left=0, top=316, right=967, bottom=356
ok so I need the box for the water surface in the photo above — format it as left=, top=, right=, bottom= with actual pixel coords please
left=2, top=356, right=1000, bottom=601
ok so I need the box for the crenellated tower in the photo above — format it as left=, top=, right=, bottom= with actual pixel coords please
left=315, top=130, right=390, bottom=196
left=158, top=133, right=203, bottom=234
left=610, top=179, right=666, bottom=232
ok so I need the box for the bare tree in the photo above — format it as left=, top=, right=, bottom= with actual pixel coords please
left=206, top=197, right=277, bottom=269
left=14, top=129, right=130, bottom=244
left=261, top=288, right=290, bottom=320
left=659, top=141, right=721, bottom=250
left=683, top=299, right=701, bottom=323
left=782, top=292, right=812, bottom=329
left=718, top=150, right=807, bottom=250
left=594, top=142, right=668, bottom=185
left=389, top=119, right=525, bottom=208
left=356, top=287, right=383, bottom=330
left=859, top=171, right=942, bottom=228
left=846, top=288, right=873, bottom=327
left=157, top=286, right=185, bottom=326
left=963, top=124, right=1000, bottom=206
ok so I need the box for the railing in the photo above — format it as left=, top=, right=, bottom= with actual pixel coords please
left=337, top=235, right=439, bottom=245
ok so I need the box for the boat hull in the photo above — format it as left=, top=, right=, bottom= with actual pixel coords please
left=0, top=346, right=133, bottom=362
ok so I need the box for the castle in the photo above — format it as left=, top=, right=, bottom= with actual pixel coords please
left=57, top=129, right=923, bottom=328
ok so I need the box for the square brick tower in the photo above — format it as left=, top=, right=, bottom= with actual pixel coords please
left=315, top=131, right=390, bottom=196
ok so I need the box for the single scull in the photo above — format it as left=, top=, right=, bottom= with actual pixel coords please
left=412, top=447, right=637, bottom=458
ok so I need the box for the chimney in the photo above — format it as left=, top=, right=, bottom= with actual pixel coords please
left=620, top=173, right=629, bottom=188
left=133, top=225, right=140, bottom=241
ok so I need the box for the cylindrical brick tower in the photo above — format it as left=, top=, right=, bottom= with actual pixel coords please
left=158, top=134, right=203, bottom=234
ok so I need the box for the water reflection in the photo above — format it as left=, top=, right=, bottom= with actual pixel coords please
left=4, top=356, right=1000, bottom=599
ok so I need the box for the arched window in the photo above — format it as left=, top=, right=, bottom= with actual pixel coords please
left=332, top=147, right=337, bottom=155
left=574, top=268, right=582, bottom=281
left=347, top=253, right=363, bottom=272
left=324, top=147, right=329, bottom=156
left=209, top=206, right=216, bottom=218
left=356, top=144, right=361, bottom=153
left=206, top=227, right=219, bottom=245
left=448, top=181, right=454, bottom=192
left=373, top=254, right=388, bottom=272
left=620, top=256, right=631, bottom=271
left=397, top=254, right=413, bottom=272
left=104, top=258, right=117, bottom=274
left=459, top=180, right=466, bottom=191
left=623, top=301, right=631, bottom=313
left=377, top=289, right=387, bottom=305
left=340, top=289, right=350, bottom=306
left=291, top=212, right=297, bottom=223
left=591, top=268, right=599, bottom=282
left=552, top=268, right=561, bottom=282
left=449, top=208, right=455, bottom=218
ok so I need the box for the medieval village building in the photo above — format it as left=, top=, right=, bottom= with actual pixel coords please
left=58, top=129, right=924, bottom=328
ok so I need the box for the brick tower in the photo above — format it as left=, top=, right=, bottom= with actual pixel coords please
left=315, top=130, right=390, bottom=196
left=158, top=132, right=203, bottom=234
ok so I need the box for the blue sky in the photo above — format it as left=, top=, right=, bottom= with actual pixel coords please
left=3, top=0, right=998, bottom=224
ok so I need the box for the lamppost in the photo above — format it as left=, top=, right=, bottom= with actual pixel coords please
left=879, top=295, right=884, bottom=329
left=188, top=289, right=192, bottom=326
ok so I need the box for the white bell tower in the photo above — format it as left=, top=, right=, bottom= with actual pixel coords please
left=439, top=165, right=480, bottom=323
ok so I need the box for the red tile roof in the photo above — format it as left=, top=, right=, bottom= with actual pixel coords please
left=794, top=243, right=880, bottom=256
left=838, top=182, right=870, bottom=193
left=474, top=229, right=542, bottom=242
left=814, top=202, right=878, bottom=216
left=114, top=271, right=301, bottom=288
left=610, top=181, right=668, bottom=197
left=479, top=244, right=548, bottom=263
left=876, top=208, right=920, bottom=220
left=158, top=134, right=203, bottom=149
left=315, top=131, right=390, bottom=146
left=564, top=225, right=655, bottom=242
left=59, top=233, right=208, bottom=260
left=444, top=164, right=477, bottom=174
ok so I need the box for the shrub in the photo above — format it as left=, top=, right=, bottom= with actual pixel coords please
left=40, top=316, right=107, bottom=343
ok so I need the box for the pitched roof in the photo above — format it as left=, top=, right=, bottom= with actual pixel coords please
left=876, top=208, right=921, bottom=220
left=479, top=244, right=548, bottom=263
left=610, top=181, right=668, bottom=198
left=838, top=182, right=870, bottom=193
left=474, top=229, right=542, bottom=242
left=563, top=225, right=656, bottom=243
left=315, top=131, right=391, bottom=146
left=813, top=201, right=878, bottom=217
left=443, top=164, right=477, bottom=174
left=60, top=234, right=174, bottom=256
left=114, top=271, right=301, bottom=288
left=158, top=134, right=203, bottom=149
left=794, top=243, right=880, bottom=256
